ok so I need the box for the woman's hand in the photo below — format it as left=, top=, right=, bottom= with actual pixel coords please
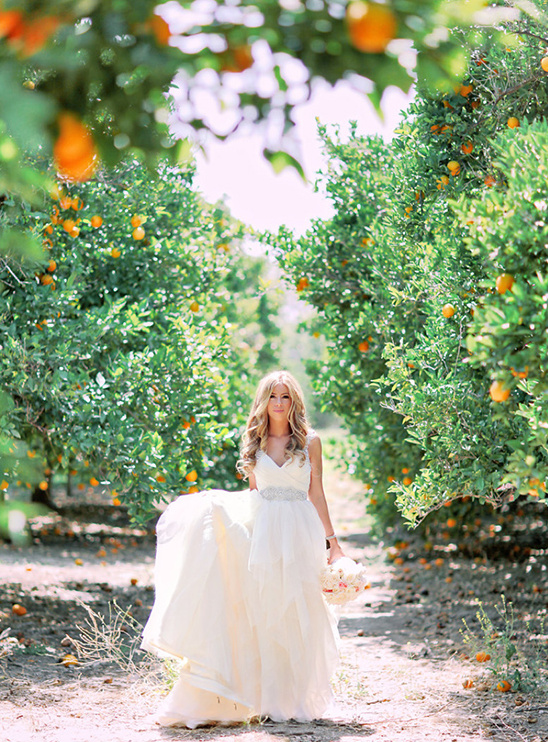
left=327, top=539, right=345, bottom=564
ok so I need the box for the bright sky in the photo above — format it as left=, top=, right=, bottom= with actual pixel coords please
left=192, top=81, right=414, bottom=235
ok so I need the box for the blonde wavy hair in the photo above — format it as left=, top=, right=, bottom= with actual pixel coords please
left=237, top=371, right=310, bottom=477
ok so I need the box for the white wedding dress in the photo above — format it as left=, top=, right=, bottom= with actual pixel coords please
left=141, top=439, right=340, bottom=727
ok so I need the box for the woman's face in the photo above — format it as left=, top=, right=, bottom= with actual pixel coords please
left=267, top=383, right=292, bottom=424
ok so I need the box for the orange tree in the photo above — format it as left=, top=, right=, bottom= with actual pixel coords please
left=0, top=0, right=519, bottom=184
left=0, top=159, right=278, bottom=523
left=1, top=0, right=513, bottom=493
left=269, top=8, right=548, bottom=528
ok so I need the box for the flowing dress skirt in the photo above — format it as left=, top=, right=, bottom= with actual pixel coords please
left=141, top=488, right=340, bottom=727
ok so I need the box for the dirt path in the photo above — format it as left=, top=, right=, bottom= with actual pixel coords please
left=1, top=457, right=547, bottom=742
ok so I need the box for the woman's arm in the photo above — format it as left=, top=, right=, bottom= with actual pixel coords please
left=308, top=435, right=345, bottom=564
left=248, top=471, right=258, bottom=491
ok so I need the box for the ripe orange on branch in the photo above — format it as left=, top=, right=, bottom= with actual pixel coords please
left=358, top=340, right=369, bottom=352
left=220, top=45, right=254, bottom=73
left=541, top=56, right=548, bottom=72
left=489, top=380, right=510, bottom=402
left=91, top=215, right=103, bottom=228
left=495, top=273, right=514, bottom=294
left=442, top=304, right=455, bottom=318
left=132, top=226, right=145, bottom=240
left=346, top=1, right=397, bottom=54
left=507, top=117, right=519, bottom=129
left=53, top=112, right=98, bottom=182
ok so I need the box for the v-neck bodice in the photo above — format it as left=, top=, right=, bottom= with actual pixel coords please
left=253, top=443, right=311, bottom=501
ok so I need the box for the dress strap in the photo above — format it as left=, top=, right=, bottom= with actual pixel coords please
left=304, top=430, right=315, bottom=456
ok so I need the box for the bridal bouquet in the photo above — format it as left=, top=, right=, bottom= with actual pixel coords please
left=320, top=557, right=369, bottom=605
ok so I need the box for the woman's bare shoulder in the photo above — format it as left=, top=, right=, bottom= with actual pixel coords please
left=307, top=430, right=322, bottom=453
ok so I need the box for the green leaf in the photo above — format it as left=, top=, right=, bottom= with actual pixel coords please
left=263, top=149, right=306, bottom=180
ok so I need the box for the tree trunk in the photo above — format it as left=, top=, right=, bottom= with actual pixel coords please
left=31, top=470, right=56, bottom=510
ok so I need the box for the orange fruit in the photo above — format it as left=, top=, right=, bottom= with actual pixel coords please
left=387, top=475, right=395, bottom=483
left=89, top=477, right=99, bottom=486
left=484, top=174, right=496, bottom=187
left=442, top=303, right=455, bottom=318
left=189, top=300, right=200, bottom=312
left=185, top=470, right=198, bottom=482
left=62, top=218, right=75, bottom=233
left=296, top=277, right=309, bottom=291
left=447, top=160, right=460, bottom=174
left=71, top=197, right=83, bottom=211
left=489, top=380, right=510, bottom=402
left=12, top=604, right=27, bottom=616
left=38, top=480, right=48, bottom=491
left=0, top=10, right=25, bottom=41
left=130, top=577, right=138, bottom=586
left=461, top=141, right=473, bottom=154
left=91, top=215, right=103, bottom=228
left=188, top=485, right=200, bottom=493
left=112, top=497, right=121, bottom=507
left=156, top=474, right=166, bottom=483
left=59, top=195, right=72, bottom=210
left=110, top=248, right=121, bottom=258
left=53, top=112, right=98, bottom=182
left=149, top=13, right=170, bottom=45
left=15, top=15, right=60, bottom=57
left=47, top=259, right=57, bottom=272
left=358, top=340, right=369, bottom=352
left=40, top=274, right=53, bottom=286
left=507, top=117, right=519, bottom=129
left=220, top=44, right=254, bottom=72
left=446, top=518, right=457, bottom=528
left=542, top=56, right=548, bottom=72
left=462, top=679, right=474, bottom=688
left=434, top=558, right=444, bottom=567
left=346, top=1, right=397, bottom=54
left=459, top=84, right=473, bottom=97
left=131, top=215, right=142, bottom=228
left=510, top=366, right=528, bottom=379
left=495, top=273, right=514, bottom=294
left=0, top=480, right=8, bottom=490
left=476, top=651, right=490, bottom=662
left=496, top=679, right=511, bottom=692
left=61, top=653, right=79, bottom=666
left=132, top=226, right=145, bottom=240
left=402, top=476, right=412, bottom=486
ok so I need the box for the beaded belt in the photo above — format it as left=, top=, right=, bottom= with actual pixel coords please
left=259, top=486, right=307, bottom=502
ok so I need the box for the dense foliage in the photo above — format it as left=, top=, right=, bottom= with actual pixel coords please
left=270, top=11, right=548, bottom=527
left=0, top=160, right=279, bottom=528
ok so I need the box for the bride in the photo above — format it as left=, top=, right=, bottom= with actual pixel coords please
left=141, top=370, right=345, bottom=727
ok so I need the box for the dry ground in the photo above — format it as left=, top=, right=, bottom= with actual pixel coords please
left=1, top=457, right=547, bottom=742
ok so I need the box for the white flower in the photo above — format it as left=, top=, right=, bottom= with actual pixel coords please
left=320, top=557, right=368, bottom=605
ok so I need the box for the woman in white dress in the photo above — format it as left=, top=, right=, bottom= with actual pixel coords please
left=141, top=370, right=345, bottom=727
